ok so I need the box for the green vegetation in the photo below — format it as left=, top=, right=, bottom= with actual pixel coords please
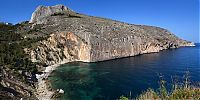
left=0, top=23, right=46, bottom=84
left=119, top=95, right=129, bottom=100
left=119, top=74, right=200, bottom=100
left=68, top=14, right=82, bottom=18
left=51, top=12, right=65, bottom=16
left=135, top=86, right=200, bottom=100
left=50, top=12, right=82, bottom=18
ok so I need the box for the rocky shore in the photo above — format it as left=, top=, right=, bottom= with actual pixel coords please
left=35, top=60, right=69, bottom=100
left=26, top=4, right=195, bottom=100
left=0, top=4, right=195, bottom=100
left=35, top=65, right=56, bottom=100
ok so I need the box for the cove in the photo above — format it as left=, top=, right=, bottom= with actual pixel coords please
left=49, top=44, right=200, bottom=100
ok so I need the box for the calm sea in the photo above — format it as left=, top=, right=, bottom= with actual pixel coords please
left=49, top=43, right=200, bottom=100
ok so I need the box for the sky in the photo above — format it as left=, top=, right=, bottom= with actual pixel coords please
left=0, top=0, right=199, bottom=43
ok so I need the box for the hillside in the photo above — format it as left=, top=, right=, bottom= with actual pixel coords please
left=0, top=4, right=194, bottom=99
left=27, top=5, right=193, bottom=66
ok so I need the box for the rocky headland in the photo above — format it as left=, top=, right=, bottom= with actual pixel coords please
left=28, top=4, right=194, bottom=65
left=0, top=4, right=194, bottom=100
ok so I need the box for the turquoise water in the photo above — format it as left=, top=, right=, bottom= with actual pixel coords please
left=49, top=44, right=200, bottom=100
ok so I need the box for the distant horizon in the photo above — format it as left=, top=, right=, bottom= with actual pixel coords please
left=0, top=0, right=199, bottom=43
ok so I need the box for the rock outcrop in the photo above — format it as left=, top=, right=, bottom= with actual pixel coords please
left=27, top=5, right=194, bottom=66
left=30, top=4, right=73, bottom=24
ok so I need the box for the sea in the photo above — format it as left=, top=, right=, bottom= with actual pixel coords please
left=49, top=43, right=200, bottom=100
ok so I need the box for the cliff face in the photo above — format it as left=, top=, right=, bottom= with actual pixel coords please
left=30, top=32, right=91, bottom=65
left=27, top=4, right=194, bottom=66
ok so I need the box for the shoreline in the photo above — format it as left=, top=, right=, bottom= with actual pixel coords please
left=34, top=43, right=195, bottom=100
left=35, top=61, right=69, bottom=100
left=183, top=43, right=196, bottom=47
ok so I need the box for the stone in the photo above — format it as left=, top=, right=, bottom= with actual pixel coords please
left=58, top=89, right=64, bottom=94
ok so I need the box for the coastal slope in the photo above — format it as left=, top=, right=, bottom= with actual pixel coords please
left=0, top=4, right=194, bottom=100
left=28, top=4, right=194, bottom=66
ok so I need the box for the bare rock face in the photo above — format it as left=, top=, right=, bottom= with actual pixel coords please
left=30, top=32, right=91, bottom=65
left=29, top=4, right=73, bottom=24
left=28, top=5, right=194, bottom=66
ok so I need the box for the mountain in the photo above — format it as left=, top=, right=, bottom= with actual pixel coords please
left=28, top=4, right=193, bottom=65
left=0, top=4, right=194, bottom=99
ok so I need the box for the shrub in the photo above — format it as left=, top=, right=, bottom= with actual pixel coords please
left=51, top=12, right=65, bottom=16
left=119, top=73, right=200, bottom=100
left=68, top=14, right=82, bottom=18
left=119, top=95, right=129, bottom=100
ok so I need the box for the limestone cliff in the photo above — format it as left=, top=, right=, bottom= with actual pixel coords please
left=27, top=4, right=194, bottom=66
left=30, top=32, right=91, bottom=65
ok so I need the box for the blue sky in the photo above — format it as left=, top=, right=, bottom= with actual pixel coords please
left=0, top=0, right=199, bottom=43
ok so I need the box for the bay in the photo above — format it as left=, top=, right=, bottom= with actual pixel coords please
left=49, top=43, right=200, bottom=100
